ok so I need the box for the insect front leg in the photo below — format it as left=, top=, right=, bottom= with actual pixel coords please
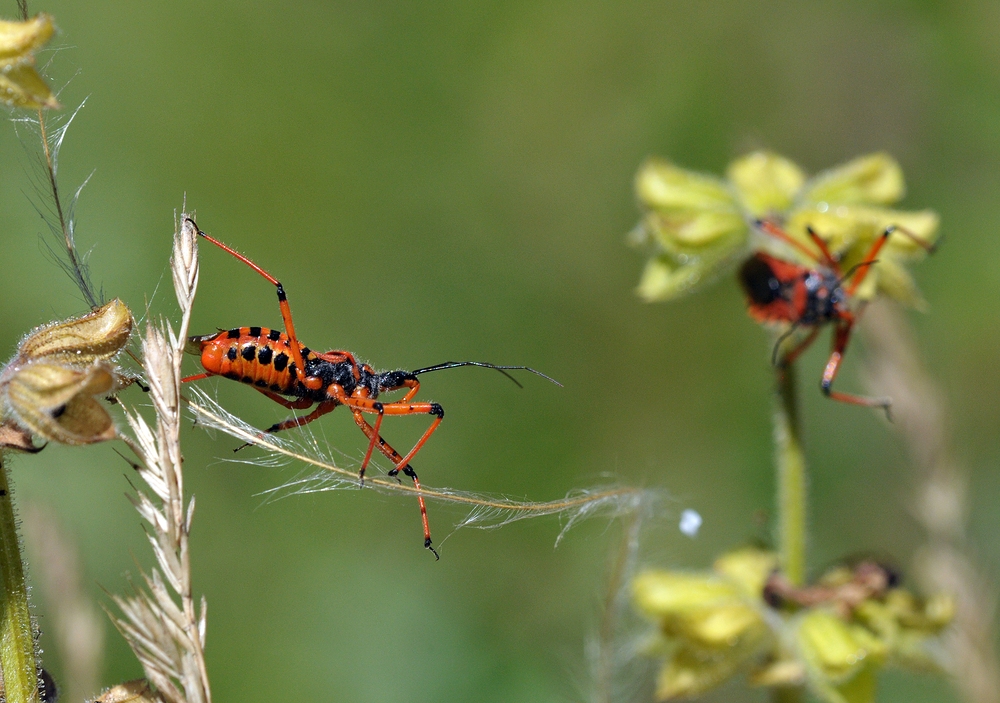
left=350, top=408, right=439, bottom=559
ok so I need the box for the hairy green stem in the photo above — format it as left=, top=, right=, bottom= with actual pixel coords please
left=775, top=363, right=806, bottom=586
left=0, top=452, right=41, bottom=703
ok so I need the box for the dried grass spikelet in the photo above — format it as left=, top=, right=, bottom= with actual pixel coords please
left=110, top=214, right=210, bottom=703
left=0, top=13, right=59, bottom=109
left=0, top=299, right=134, bottom=449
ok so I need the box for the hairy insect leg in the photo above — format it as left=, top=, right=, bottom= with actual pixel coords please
left=804, top=226, right=842, bottom=273
left=757, top=219, right=835, bottom=268
left=186, top=218, right=317, bottom=390
left=263, top=399, right=336, bottom=433
left=357, top=406, right=384, bottom=482
left=350, top=409, right=439, bottom=559
left=337, top=391, right=445, bottom=479
left=843, top=224, right=936, bottom=296
left=375, top=374, right=421, bottom=403
left=843, top=228, right=895, bottom=297
left=232, top=397, right=334, bottom=451
left=247, top=387, right=314, bottom=411
left=820, top=320, right=891, bottom=418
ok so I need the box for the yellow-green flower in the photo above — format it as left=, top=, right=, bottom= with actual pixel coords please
left=629, top=152, right=938, bottom=307
left=633, top=550, right=953, bottom=702
left=796, top=609, right=887, bottom=703
left=0, top=13, right=59, bottom=109
left=632, top=548, right=777, bottom=699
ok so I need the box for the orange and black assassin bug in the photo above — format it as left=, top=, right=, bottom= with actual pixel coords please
left=738, top=219, right=935, bottom=415
left=182, top=219, right=558, bottom=558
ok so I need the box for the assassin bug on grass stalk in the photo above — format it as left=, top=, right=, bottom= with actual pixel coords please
left=739, top=219, right=936, bottom=415
left=182, top=219, right=558, bottom=558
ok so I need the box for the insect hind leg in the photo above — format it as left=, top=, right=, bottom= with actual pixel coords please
left=186, top=218, right=317, bottom=391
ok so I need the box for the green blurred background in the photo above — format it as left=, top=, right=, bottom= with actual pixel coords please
left=1, top=2, right=997, bottom=701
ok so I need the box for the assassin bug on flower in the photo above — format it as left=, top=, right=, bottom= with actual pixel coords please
left=738, top=219, right=936, bottom=415
left=182, top=219, right=557, bottom=558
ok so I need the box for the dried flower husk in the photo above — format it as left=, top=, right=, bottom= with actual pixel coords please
left=0, top=13, right=58, bottom=109
left=0, top=419, right=42, bottom=452
left=4, top=361, right=119, bottom=445
left=0, top=299, right=134, bottom=448
left=0, top=14, right=54, bottom=64
left=17, top=298, right=133, bottom=365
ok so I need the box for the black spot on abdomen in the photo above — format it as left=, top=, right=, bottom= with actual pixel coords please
left=273, top=352, right=289, bottom=372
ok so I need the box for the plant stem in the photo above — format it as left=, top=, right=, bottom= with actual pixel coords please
left=36, top=108, right=98, bottom=310
left=774, top=363, right=807, bottom=586
left=0, top=453, right=41, bottom=703
left=773, top=685, right=806, bottom=703
left=771, top=350, right=808, bottom=703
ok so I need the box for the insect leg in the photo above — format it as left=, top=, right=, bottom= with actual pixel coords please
left=253, top=387, right=315, bottom=411
left=350, top=409, right=438, bottom=559
left=820, top=319, right=891, bottom=417
left=804, top=226, right=842, bottom=273
left=756, top=220, right=829, bottom=266
left=338, top=393, right=445, bottom=473
left=186, top=219, right=317, bottom=390
left=774, top=326, right=819, bottom=368
left=374, top=373, right=421, bottom=403
left=263, top=399, right=337, bottom=434
left=231, top=392, right=326, bottom=451
left=357, top=407, right=384, bottom=481
left=345, top=387, right=383, bottom=482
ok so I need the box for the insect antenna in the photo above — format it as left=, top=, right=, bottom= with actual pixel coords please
left=411, top=362, right=562, bottom=388
left=837, top=259, right=881, bottom=287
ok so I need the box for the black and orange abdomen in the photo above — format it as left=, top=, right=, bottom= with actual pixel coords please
left=739, top=253, right=808, bottom=324
left=189, top=326, right=313, bottom=396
